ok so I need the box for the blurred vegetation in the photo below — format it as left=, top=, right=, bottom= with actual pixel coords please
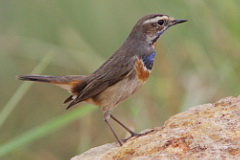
left=0, top=0, right=239, bottom=159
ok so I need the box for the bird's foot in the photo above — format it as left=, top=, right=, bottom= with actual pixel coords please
left=122, top=129, right=154, bottom=142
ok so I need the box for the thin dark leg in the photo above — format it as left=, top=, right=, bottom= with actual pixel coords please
left=110, top=115, right=154, bottom=141
left=104, top=117, right=123, bottom=146
left=110, top=115, right=138, bottom=136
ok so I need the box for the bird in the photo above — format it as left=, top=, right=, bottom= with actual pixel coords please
left=17, top=14, right=187, bottom=146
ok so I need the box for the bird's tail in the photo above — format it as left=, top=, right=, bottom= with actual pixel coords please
left=17, top=75, right=86, bottom=94
left=17, top=75, right=63, bottom=83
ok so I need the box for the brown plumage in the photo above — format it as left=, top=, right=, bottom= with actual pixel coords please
left=17, top=14, right=187, bottom=146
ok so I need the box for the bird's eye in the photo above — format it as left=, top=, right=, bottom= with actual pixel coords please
left=158, top=20, right=165, bottom=25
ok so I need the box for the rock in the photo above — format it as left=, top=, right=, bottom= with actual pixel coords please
left=71, top=96, right=240, bottom=160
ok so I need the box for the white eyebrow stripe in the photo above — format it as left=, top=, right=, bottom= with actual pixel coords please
left=143, top=16, right=168, bottom=24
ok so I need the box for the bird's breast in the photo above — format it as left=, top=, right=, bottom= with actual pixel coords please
left=135, top=51, right=156, bottom=82
left=84, top=52, right=156, bottom=111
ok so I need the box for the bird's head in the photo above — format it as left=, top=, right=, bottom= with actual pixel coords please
left=131, top=14, right=187, bottom=46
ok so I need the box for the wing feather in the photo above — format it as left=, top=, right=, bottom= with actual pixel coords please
left=66, top=53, right=137, bottom=109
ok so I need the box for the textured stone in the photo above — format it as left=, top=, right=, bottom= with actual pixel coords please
left=72, top=96, right=240, bottom=160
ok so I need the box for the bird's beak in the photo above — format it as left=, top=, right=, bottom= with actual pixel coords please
left=170, top=19, right=188, bottom=26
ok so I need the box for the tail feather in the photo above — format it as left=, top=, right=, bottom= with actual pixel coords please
left=17, top=75, right=86, bottom=93
left=17, top=75, right=86, bottom=83
left=64, top=95, right=74, bottom=104
left=17, top=75, right=57, bottom=82
left=17, top=75, right=88, bottom=108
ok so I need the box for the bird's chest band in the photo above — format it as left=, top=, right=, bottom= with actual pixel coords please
left=135, top=54, right=155, bottom=82
left=142, top=51, right=156, bottom=70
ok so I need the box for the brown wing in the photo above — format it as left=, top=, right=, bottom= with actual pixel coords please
left=66, top=53, right=136, bottom=109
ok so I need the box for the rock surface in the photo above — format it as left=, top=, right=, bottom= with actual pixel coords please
left=72, top=97, right=240, bottom=160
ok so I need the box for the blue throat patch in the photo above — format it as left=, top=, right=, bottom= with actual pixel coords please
left=142, top=51, right=156, bottom=70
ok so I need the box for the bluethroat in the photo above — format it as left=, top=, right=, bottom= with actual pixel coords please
left=17, top=14, right=187, bottom=146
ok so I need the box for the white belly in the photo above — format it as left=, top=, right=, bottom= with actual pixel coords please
left=95, top=77, right=144, bottom=112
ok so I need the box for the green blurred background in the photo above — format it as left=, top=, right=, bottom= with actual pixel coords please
left=0, top=0, right=239, bottom=159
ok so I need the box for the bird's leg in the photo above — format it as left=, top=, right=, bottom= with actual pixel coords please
left=104, top=112, right=123, bottom=146
left=110, top=114, right=154, bottom=142
left=110, top=115, right=138, bottom=136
